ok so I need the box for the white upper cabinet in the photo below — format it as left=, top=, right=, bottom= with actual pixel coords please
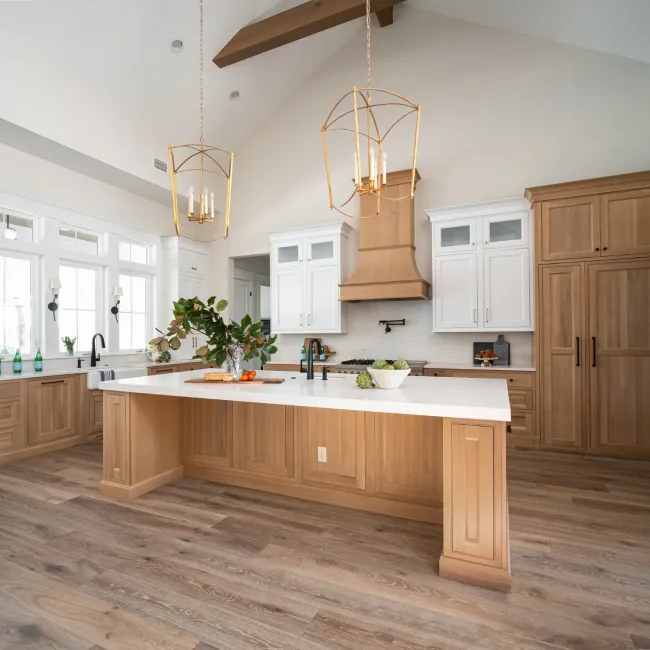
left=427, top=198, right=533, bottom=332
left=270, top=223, right=350, bottom=335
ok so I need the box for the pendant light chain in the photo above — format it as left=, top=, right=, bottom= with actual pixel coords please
left=366, top=0, right=371, bottom=102
left=199, top=0, right=204, bottom=146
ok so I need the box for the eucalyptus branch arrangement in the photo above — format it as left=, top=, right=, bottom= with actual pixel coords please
left=149, top=296, right=278, bottom=366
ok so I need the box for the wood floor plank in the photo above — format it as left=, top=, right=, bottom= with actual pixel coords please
left=0, top=442, right=649, bottom=650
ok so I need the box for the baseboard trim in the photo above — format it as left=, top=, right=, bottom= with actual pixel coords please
left=184, top=463, right=442, bottom=524
left=100, top=465, right=183, bottom=501
left=439, top=555, right=511, bottom=592
left=0, top=434, right=85, bottom=466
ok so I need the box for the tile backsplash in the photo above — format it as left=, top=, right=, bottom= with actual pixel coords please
left=273, top=300, right=533, bottom=366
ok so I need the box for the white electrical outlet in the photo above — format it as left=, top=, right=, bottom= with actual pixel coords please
left=317, top=446, right=327, bottom=463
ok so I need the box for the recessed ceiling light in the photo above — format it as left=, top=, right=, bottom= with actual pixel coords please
left=230, top=91, right=240, bottom=101
left=170, top=39, right=184, bottom=53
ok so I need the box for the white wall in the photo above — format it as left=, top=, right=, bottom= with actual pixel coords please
left=210, top=10, right=650, bottom=366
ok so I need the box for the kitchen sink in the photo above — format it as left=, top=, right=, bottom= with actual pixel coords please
left=87, top=366, right=149, bottom=390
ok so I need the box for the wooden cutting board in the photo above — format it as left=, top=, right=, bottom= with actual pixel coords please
left=185, top=378, right=285, bottom=385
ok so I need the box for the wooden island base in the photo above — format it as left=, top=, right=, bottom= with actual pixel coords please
left=100, top=392, right=510, bottom=590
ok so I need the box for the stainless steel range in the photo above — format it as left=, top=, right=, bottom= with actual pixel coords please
left=332, top=359, right=427, bottom=376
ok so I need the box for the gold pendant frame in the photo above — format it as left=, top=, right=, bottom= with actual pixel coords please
left=322, top=86, right=421, bottom=219
left=168, top=143, right=234, bottom=242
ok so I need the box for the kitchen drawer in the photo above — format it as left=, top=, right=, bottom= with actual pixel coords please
left=263, top=364, right=302, bottom=372
left=449, top=370, right=534, bottom=389
left=0, top=425, right=25, bottom=453
left=0, top=381, right=21, bottom=401
left=424, top=369, right=449, bottom=377
left=0, top=398, right=21, bottom=427
left=508, top=412, right=535, bottom=439
left=148, top=365, right=177, bottom=375
left=508, top=389, right=534, bottom=411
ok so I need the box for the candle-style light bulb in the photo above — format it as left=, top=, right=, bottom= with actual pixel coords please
left=370, top=148, right=376, bottom=188
left=203, top=187, right=208, bottom=216
left=210, top=191, right=215, bottom=219
left=353, top=151, right=360, bottom=186
left=188, top=186, right=194, bottom=216
left=382, top=152, right=387, bottom=186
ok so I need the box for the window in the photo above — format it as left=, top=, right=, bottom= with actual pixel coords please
left=119, top=241, right=147, bottom=264
left=1, top=213, right=34, bottom=243
left=59, top=226, right=100, bottom=255
left=0, top=254, right=33, bottom=356
left=119, top=273, right=147, bottom=350
left=59, top=265, right=97, bottom=353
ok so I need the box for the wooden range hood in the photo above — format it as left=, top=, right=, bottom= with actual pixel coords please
left=340, top=169, right=430, bottom=301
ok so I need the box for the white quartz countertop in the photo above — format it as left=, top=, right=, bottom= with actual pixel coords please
left=424, top=362, right=536, bottom=372
left=100, top=369, right=511, bottom=421
left=0, top=359, right=201, bottom=382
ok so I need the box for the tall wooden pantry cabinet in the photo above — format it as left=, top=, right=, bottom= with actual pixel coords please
left=527, top=171, right=650, bottom=456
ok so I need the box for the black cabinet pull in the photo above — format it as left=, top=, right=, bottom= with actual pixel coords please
left=576, top=337, right=580, bottom=366
left=592, top=337, right=596, bottom=367
left=42, top=379, right=65, bottom=385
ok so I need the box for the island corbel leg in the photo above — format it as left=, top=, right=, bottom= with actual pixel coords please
left=99, top=392, right=184, bottom=500
left=439, top=417, right=511, bottom=591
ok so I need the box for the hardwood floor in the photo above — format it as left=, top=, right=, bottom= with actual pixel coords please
left=0, top=443, right=649, bottom=649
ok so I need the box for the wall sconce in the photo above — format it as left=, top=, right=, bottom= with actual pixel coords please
left=47, top=278, right=61, bottom=321
left=111, top=286, right=123, bottom=322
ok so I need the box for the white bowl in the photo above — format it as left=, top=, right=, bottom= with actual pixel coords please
left=367, top=367, right=411, bottom=390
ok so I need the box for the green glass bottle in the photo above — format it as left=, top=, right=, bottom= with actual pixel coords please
left=13, top=349, right=22, bottom=374
left=34, top=348, right=43, bottom=372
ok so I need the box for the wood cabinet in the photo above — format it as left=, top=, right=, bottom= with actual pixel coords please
left=529, top=171, right=650, bottom=457
left=588, top=259, right=650, bottom=453
left=89, top=393, right=103, bottom=434
left=103, top=392, right=130, bottom=484
left=374, top=413, right=442, bottom=505
left=539, top=265, right=585, bottom=448
left=27, top=377, right=76, bottom=445
left=428, top=199, right=533, bottom=332
left=234, top=403, right=295, bottom=478
left=299, top=408, right=366, bottom=490
left=184, top=399, right=232, bottom=468
left=270, top=223, right=350, bottom=334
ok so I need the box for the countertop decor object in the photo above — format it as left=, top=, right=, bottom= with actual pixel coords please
left=321, top=0, right=420, bottom=221
left=148, top=296, right=278, bottom=378
left=168, top=0, right=233, bottom=242
left=367, top=366, right=410, bottom=389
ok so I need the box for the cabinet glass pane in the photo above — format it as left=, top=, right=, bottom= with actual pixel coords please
left=440, top=225, right=470, bottom=247
left=278, top=245, right=299, bottom=263
left=489, top=219, right=522, bottom=243
left=310, top=241, right=333, bottom=260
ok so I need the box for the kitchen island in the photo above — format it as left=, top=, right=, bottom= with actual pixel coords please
left=100, top=370, right=511, bottom=590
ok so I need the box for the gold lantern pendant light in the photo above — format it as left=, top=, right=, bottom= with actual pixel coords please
left=322, top=0, right=421, bottom=218
left=168, top=0, right=234, bottom=241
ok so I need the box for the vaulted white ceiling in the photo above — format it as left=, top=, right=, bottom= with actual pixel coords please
left=0, top=0, right=647, bottom=204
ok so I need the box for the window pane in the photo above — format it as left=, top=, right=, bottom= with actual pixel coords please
left=77, top=310, right=96, bottom=352
left=119, top=313, right=132, bottom=351
left=59, top=309, right=78, bottom=352
left=5, top=306, right=32, bottom=356
left=131, top=313, right=146, bottom=349
left=119, top=274, right=132, bottom=311
left=119, top=242, right=131, bottom=262
left=131, top=277, right=146, bottom=313
left=5, top=258, right=30, bottom=306
left=131, top=244, right=147, bottom=265
left=440, top=225, right=470, bottom=247
left=77, top=235, right=98, bottom=255
left=311, top=241, right=334, bottom=260
left=59, top=266, right=77, bottom=309
left=4, top=214, right=34, bottom=243
left=77, top=268, right=96, bottom=310
left=278, top=245, right=299, bottom=263
left=489, top=219, right=522, bottom=243
left=59, top=228, right=77, bottom=251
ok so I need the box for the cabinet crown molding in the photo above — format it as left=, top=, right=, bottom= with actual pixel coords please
left=426, top=198, right=529, bottom=222
left=269, top=221, right=352, bottom=242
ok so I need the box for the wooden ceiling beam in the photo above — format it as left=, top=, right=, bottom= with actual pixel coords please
left=214, top=0, right=407, bottom=69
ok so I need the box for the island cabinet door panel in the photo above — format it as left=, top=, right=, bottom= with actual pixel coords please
left=374, top=413, right=442, bottom=505
left=600, top=189, right=650, bottom=257
left=27, top=377, right=76, bottom=444
left=184, top=400, right=233, bottom=467
left=447, top=422, right=496, bottom=562
left=234, top=403, right=295, bottom=478
left=89, top=394, right=103, bottom=434
left=103, top=393, right=130, bottom=485
left=298, top=408, right=366, bottom=491
left=588, top=260, right=650, bottom=453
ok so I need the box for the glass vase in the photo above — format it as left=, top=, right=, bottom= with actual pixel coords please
left=225, top=345, right=244, bottom=380
left=65, top=346, right=74, bottom=357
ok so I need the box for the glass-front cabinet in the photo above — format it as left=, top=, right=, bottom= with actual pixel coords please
left=434, top=218, right=477, bottom=253
left=483, top=211, right=528, bottom=248
left=270, top=224, right=351, bottom=335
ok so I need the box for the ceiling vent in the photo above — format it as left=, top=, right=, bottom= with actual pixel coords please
left=153, top=157, right=168, bottom=173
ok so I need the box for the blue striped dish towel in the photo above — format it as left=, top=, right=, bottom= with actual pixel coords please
left=99, top=369, right=116, bottom=381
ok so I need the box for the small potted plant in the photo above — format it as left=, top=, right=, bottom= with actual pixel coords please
left=61, top=336, right=76, bottom=356
left=149, top=296, right=278, bottom=379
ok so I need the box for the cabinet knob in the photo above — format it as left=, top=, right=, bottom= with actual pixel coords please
left=485, top=240, right=489, bottom=244
left=472, top=242, right=476, bottom=246
left=603, top=247, right=608, bottom=251
left=595, top=247, right=600, bottom=252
